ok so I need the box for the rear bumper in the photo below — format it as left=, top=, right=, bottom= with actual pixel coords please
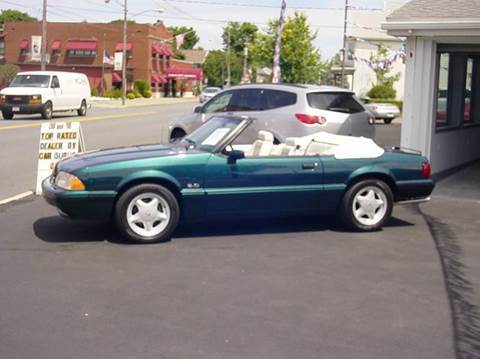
left=42, top=177, right=116, bottom=220
left=395, top=179, right=435, bottom=202
left=0, top=103, right=43, bottom=114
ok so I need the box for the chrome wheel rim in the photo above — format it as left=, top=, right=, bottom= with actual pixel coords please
left=352, top=186, right=387, bottom=226
left=126, top=192, right=171, bottom=238
left=80, top=102, right=86, bottom=114
left=45, top=105, right=52, bottom=117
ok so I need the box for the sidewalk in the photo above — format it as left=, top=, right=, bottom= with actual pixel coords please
left=91, top=96, right=198, bottom=109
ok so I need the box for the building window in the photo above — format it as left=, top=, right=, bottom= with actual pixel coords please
left=463, top=57, right=473, bottom=124
left=436, top=53, right=450, bottom=128
left=0, top=40, right=4, bottom=60
left=67, top=49, right=96, bottom=57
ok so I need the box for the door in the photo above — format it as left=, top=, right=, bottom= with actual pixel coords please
left=203, top=153, right=324, bottom=217
left=50, top=75, right=64, bottom=110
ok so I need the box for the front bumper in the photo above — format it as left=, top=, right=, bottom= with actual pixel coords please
left=0, top=103, right=43, bottom=114
left=42, top=177, right=116, bottom=220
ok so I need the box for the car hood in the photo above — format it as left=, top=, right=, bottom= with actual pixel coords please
left=58, top=143, right=187, bottom=173
left=0, top=87, right=45, bottom=95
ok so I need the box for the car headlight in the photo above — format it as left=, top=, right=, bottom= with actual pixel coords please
left=0, top=94, right=6, bottom=103
left=29, top=95, right=42, bottom=104
left=55, top=171, right=86, bottom=190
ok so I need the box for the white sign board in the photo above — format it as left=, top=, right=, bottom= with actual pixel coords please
left=114, top=52, right=123, bottom=71
left=31, top=35, right=42, bottom=61
left=35, top=122, right=86, bottom=194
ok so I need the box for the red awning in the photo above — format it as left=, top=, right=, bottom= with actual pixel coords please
left=115, top=42, right=133, bottom=52
left=112, top=72, right=122, bottom=83
left=151, top=73, right=167, bottom=84
left=65, top=40, right=97, bottom=51
left=152, top=44, right=174, bottom=56
left=20, top=39, right=29, bottom=50
left=51, top=40, right=61, bottom=51
left=162, top=46, right=174, bottom=57
left=152, top=44, right=162, bottom=55
left=165, top=67, right=203, bottom=80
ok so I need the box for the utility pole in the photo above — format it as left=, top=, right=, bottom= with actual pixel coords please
left=340, top=0, right=349, bottom=88
left=226, top=26, right=231, bottom=87
left=242, top=44, right=248, bottom=83
left=41, top=0, right=47, bottom=70
left=272, top=0, right=287, bottom=83
left=101, top=33, right=106, bottom=96
left=121, top=0, right=128, bottom=106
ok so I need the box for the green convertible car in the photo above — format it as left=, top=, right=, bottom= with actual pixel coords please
left=43, top=115, right=434, bottom=243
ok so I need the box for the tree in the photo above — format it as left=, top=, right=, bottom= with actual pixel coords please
left=0, top=64, right=19, bottom=85
left=222, top=22, right=258, bottom=56
left=367, top=45, right=400, bottom=99
left=250, top=12, right=323, bottom=84
left=203, top=50, right=242, bottom=86
left=109, top=19, right=136, bottom=24
left=0, top=9, right=36, bottom=26
left=168, top=26, right=199, bottom=50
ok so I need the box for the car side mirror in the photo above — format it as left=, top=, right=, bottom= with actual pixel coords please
left=227, top=149, right=245, bottom=165
left=193, top=105, right=203, bottom=113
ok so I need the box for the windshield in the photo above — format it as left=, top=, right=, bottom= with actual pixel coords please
left=10, top=74, right=51, bottom=88
left=182, top=116, right=244, bottom=152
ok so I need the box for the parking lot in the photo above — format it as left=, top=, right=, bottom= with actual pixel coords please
left=0, top=106, right=477, bottom=359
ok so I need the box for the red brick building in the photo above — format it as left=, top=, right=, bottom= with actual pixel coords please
left=0, top=21, right=203, bottom=96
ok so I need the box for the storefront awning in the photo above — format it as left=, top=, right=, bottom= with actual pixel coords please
left=115, top=42, right=133, bottom=52
left=151, top=73, right=167, bottom=84
left=112, top=72, right=122, bottom=83
left=165, top=67, right=203, bottom=81
left=20, top=39, right=29, bottom=50
left=152, top=44, right=174, bottom=56
left=65, top=40, right=97, bottom=51
left=51, top=40, right=61, bottom=51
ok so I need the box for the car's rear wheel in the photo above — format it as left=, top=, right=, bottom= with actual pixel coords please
left=42, top=101, right=53, bottom=120
left=340, top=179, right=393, bottom=231
left=2, top=110, right=13, bottom=120
left=115, top=184, right=180, bottom=243
left=384, top=118, right=393, bottom=124
left=170, top=128, right=186, bottom=143
left=77, top=100, right=87, bottom=116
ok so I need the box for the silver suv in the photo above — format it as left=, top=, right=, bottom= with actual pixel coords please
left=169, top=84, right=375, bottom=143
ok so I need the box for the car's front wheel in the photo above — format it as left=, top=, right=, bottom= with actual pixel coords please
left=2, top=110, right=13, bottom=120
left=77, top=100, right=87, bottom=116
left=340, top=179, right=393, bottom=231
left=115, top=184, right=180, bottom=243
left=42, top=101, right=53, bottom=120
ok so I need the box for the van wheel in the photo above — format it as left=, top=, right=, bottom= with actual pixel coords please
left=42, top=102, right=53, bottom=120
left=2, top=110, right=13, bottom=120
left=77, top=100, right=87, bottom=116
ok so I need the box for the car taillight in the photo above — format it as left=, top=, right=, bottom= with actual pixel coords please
left=295, top=113, right=327, bottom=125
left=368, top=115, right=375, bottom=125
left=422, top=162, right=431, bottom=178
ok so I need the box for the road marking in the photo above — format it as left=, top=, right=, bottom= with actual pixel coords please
left=0, top=191, right=34, bottom=206
left=0, top=111, right=157, bottom=132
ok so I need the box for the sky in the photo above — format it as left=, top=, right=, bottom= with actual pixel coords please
left=0, top=0, right=393, bottom=59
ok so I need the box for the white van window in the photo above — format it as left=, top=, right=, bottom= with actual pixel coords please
left=51, top=76, right=60, bottom=88
left=10, top=75, right=50, bottom=88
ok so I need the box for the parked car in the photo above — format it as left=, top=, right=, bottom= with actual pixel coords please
left=0, top=71, right=90, bottom=120
left=363, top=99, right=401, bottom=124
left=169, top=84, right=376, bottom=144
left=43, top=115, right=434, bottom=244
left=199, top=86, right=221, bottom=103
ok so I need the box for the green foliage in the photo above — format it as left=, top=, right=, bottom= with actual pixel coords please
left=203, top=49, right=243, bottom=86
left=126, top=92, right=136, bottom=100
left=143, top=90, right=153, bottom=98
left=105, top=88, right=122, bottom=98
left=250, top=12, right=324, bottom=84
left=222, top=22, right=258, bottom=55
left=369, top=98, right=403, bottom=112
left=133, top=79, right=150, bottom=97
left=367, top=84, right=397, bottom=100
left=0, top=9, right=36, bottom=25
left=168, top=26, right=200, bottom=50
left=133, top=91, right=142, bottom=98
left=0, top=64, right=19, bottom=85
left=90, top=87, right=99, bottom=97
left=109, top=19, right=136, bottom=24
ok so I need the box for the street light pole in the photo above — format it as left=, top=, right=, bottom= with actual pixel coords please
left=226, top=26, right=231, bottom=87
left=340, top=0, right=349, bottom=88
left=122, top=0, right=128, bottom=106
left=272, top=0, right=287, bottom=83
left=41, top=0, right=47, bottom=70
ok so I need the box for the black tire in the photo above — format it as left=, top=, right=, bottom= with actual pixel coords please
left=42, top=101, right=53, bottom=120
left=383, top=118, right=393, bottom=124
left=114, top=183, right=180, bottom=244
left=339, top=179, right=393, bottom=232
left=170, top=128, right=186, bottom=143
left=77, top=100, right=87, bottom=116
left=2, top=110, right=13, bottom=120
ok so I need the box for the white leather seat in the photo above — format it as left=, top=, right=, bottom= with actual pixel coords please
left=250, top=130, right=274, bottom=157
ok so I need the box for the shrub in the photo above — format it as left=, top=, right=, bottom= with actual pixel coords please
left=133, top=91, right=142, bottom=98
left=126, top=92, right=136, bottom=100
left=105, top=88, right=122, bottom=98
left=143, top=90, right=153, bottom=98
left=133, top=79, right=150, bottom=97
left=91, top=87, right=99, bottom=97
left=0, top=64, right=19, bottom=85
left=367, top=84, right=396, bottom=100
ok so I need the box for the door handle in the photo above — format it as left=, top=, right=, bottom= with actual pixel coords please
left=302, top=162, right=318, bottom=170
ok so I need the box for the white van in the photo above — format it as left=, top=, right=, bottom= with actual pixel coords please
left=0, top=71, right=91, bottom=120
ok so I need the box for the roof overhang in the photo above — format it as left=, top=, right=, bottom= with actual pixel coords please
left=383, top=20, right=480, bottom=37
